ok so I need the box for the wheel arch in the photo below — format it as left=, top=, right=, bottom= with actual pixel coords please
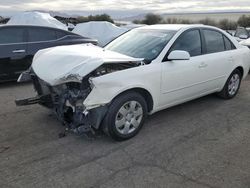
left=112, top=87, right=154, bottom=113
left=235, top=66, right=244, bottom=78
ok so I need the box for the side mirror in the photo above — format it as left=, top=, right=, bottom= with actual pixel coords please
left=168, top=50, right=190, bottom=61
left=239, top=34, right=248, bottom=39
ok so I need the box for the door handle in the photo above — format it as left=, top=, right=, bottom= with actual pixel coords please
left=199, top=62, right=208, bottom=68
left=13, top=49, right=26, bottom=53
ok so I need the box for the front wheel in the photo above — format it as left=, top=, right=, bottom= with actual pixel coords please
left=102, top=92, right=148, bottom=141
left=217, top=69, right=242, bottom=99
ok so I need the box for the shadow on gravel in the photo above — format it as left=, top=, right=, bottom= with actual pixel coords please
left=0, top=81, right=31, bottom=89
left=148, top=93, right=221, bottom=120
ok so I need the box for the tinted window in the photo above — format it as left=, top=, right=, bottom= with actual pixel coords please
left=28, top=28, right=57, bottom=42
left=0, top=28, right=25, bottom=44
left=224, top=36, right=235, bottom=51
left=56, top=30, right=67, bottom=39
left=171, top=30, right=202, bottom=57
left=203, top=30, right=225, bottom=54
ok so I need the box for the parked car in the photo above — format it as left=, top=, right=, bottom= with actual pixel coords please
left=16, top=24, right=250, bottom=141
left=0, top=25, right=97, bottom=82
left=234, top=27, right=250, bottom=42
left=240, top=38, right=250, bottom=49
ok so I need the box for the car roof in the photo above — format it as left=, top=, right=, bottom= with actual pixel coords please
left=0, top=24, right=81, bottom=36
left=135, top=24, right=228, bottom=32
left=0, top=24, right=69, bottom=31
left=136, top=24, right=204, bottom=31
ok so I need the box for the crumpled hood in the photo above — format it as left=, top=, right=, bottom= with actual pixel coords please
left=32, top=43, right=142, bottom=86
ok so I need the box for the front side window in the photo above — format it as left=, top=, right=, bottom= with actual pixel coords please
left=0, top=28, right=25, bottom=44
left=170, top=29, right=202, bottom=57
left=105, top=29, right=177, bottom=62
left=203, top=29, right=225, bottom=54
left=28, top=28, right=57, bottom=42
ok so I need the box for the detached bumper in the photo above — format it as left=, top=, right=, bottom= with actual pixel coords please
left=16, top=69, right=55, bottom=108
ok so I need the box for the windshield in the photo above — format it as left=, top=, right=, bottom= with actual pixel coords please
left=105, top=29, right=177, bottom=62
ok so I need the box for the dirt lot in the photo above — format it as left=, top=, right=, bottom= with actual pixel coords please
left=0, top=76, right=250, bottom=188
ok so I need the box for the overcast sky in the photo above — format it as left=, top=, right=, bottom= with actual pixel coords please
left=1, top=0, right=250, bottom=17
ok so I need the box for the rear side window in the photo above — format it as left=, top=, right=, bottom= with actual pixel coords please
left=171, top=29, right=202, bottom=57
left=0, top=28, right=25, bottom=44
left=203, top=30, right=225, bottom=54
left=56, top=31, right=67, bottom=39
left=28, top=28, right=57, bottom=42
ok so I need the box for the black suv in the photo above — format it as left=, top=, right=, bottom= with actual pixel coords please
left=0, top=25, right=97, bottom=82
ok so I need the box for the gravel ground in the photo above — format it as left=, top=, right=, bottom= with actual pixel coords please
left=0, top=75, right=250, bottom=188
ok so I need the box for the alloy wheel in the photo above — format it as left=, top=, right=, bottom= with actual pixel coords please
left=115, top=101, right=143, bottom=135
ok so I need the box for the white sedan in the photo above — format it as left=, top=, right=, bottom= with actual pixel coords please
left=16, top=24, right=250, bottom=141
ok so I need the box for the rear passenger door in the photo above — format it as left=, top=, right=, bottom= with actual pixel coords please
left=27, top=27, right=59, bottom=56
left=0, top=27, right=28, bottom=81
left=201, top=29, right=236, bottom=89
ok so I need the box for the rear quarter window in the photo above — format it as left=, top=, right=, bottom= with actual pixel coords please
left=56, top=31, right=67, bottom=39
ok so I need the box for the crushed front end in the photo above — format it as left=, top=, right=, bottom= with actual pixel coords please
left=16, top=62, right=139, bottom=135
left=16, top=69, right=97, bottom=134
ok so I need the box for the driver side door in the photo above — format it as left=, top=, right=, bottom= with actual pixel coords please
left=160, top=29, right=211, bottom=108
left=0, top=26, right=27, bottom=81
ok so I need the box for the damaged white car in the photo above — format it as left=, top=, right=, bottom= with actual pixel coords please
left=16, top=25, right=250, bottom=140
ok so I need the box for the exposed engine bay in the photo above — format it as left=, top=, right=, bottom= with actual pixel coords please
left=16, top=62, right=141, bottom=135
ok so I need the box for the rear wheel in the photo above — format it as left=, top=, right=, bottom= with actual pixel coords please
left=217, top=69, right=242, bottom=99
left=102, top=92, right=147, bottom=141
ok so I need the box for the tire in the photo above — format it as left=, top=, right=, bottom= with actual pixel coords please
left=102, top=91, right=148, bottom=141
left=217, top=69, right=242, bottom=99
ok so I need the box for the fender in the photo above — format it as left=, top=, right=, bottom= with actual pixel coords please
left=83, top=63, right=162, bottom=110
